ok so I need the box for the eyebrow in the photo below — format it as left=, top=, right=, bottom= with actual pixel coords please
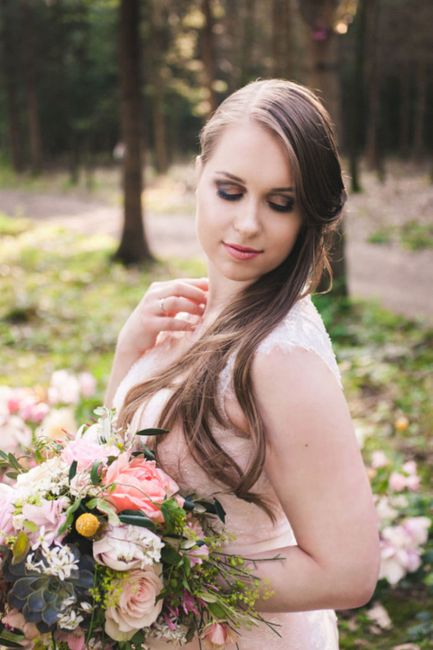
left=215, top=170, right=295, bottom=192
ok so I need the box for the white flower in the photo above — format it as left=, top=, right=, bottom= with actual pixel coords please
left=0, top=414, right=32, bottom=453
left=48, top=370, right=81, bottom=405
left=36, top=407, right=77, bottom=441
left=374, top=495, right=399, bottom=525
left=25, top=544, right=79, bottom=580
left=93, top=524, right=164, bottom=571
left=366, top=602, right=392, bottom=630
left=15, top=457, right=69, bottom=498
left=57, top=609, right=83, bottom=630
left=149, top=622, right=189, bottom=645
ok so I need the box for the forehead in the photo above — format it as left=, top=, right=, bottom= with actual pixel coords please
left=206, top=122, right=293, bottom=186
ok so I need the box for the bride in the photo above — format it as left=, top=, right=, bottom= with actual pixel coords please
left=105, top=78, right=380, bottom=649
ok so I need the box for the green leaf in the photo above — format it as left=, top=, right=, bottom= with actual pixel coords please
left=69, top=460, right=78, bottom=482
left=196, top=590, right=218, bottom=603
left=12, top=531, right=30, bottom=564
left=135, top=427, right=169, bottom=436
left=208, top=602, right=229, bottom=619
left=22, top=519, right=39, bottom=533
left=161, top=544, right=182, bottom=565
left=88, top=498, right=121, bottom=526
left=57, top=498, right=82, bottom=535
left=90, top=461, right=102, bottom=485
left=0, top=628, right=26, bottom=648
left=213, top=498, right=226, bottom=524
left=118, top=512, right=156, bottom=531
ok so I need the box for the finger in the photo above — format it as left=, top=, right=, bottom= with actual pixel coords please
left=160, top=317, right=198, bottom=331
left=161, top=282, right=208, bottom=305
left=158, top=296, right=205, bottom=316
left=177, top=277, right=209, bottom=289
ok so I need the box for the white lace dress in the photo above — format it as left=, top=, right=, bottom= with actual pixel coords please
left=113, top=294, right=342, bottom=649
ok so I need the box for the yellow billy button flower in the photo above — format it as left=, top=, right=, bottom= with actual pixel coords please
left=75, top=513, right=100, bottom=538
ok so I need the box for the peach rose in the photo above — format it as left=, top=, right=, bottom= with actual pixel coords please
left=103, top=453, right=179, bottom=523
left=104, top=566, right=163, bottom=641
left=201, top=622, right=237, bottom=649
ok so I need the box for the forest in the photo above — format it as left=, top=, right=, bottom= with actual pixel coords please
left=0, top=1, right=433, bottom=649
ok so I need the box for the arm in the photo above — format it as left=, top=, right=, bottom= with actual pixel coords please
left=248, top=346, right=381, bottom=612
left=104, top=338, right=142, bottom=409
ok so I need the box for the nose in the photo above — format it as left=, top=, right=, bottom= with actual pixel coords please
left=233, top=198, right=261, bottom=237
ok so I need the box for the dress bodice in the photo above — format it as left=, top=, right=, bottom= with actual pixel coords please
left=112, top=293, right=342, bottom=649
left=112, top=294, right=343, bottom=555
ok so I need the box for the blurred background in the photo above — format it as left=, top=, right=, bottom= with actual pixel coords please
left=0, top=2, right=433, bottom=648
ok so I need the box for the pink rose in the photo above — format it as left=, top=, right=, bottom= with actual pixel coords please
left=103, top=453, right=179, bottom=523
left=21, top=497, right=69, bottom=546
left=61, top=438, right=119, bottom=472
left=55, top=629, right=85, bottom=650
left=201, top=622, right=237, bottom=649
left=2, top=609, right=39, bottom=641
left=104, top=566, right=163, bottom=641
left=0, top=484, right=15, bottom=544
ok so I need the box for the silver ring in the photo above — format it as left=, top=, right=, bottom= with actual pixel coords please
left=159, top=298, right=167, bottom=315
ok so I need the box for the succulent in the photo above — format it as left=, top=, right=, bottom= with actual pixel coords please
left=3, top=545, right=94, bottom=633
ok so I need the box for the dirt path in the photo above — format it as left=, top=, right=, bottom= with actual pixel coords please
left=1, top=170, right=433, bottom=325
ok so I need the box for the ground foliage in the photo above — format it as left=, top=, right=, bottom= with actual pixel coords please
left=0, top=217, right=432, bottom=648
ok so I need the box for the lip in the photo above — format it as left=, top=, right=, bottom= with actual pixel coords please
left=223, top=242, right=263, bottom=260
left=223, top=241, right=263, bottom=253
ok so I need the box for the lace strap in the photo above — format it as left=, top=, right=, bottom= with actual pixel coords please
left=256, top=295, right=343, bottom=389
left=218, top=296, right=343, bottom=406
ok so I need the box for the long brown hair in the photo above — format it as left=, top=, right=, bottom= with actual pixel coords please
left=117, top=79, right=347, bottom=519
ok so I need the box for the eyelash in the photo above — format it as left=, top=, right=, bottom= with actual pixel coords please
left=216, top=187, right=295, bottom=213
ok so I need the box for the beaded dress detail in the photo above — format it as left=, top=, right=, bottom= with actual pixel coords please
left=113, top=294, right=341, bottom=649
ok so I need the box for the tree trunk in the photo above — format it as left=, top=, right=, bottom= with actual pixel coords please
left=0, top=2, right=24, bottom=172
left=412, top=59, right=427, bottom=160
left=364, top=0, right=384, bottom=178
left=399, top=59, right=411, bottom=159
left=272, top=0, right=293, bottom=78
left=114, top=0, right=153, bottom=265
left=201, top=0, right=218, bottom=116
left=348, top=0, right=366, bottom=194
left=298, top=0, right=342, bottom=144
left=21, top=0, right=43, bottom=175
left=238, top=0, right=257, bottom=86
left=149, top=0, right=169, bottom=174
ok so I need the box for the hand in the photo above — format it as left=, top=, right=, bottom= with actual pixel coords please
left=117, top=277, right=209, bottom=357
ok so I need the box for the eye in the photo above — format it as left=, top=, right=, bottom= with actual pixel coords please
left=215, top=182, right=295, bottom=212
left=269, top=198, right=295, bottom=213
left=216, top=186, right=242, bottom=202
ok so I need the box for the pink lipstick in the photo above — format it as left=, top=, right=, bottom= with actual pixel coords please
left=223, top=242, right=263, bottom=260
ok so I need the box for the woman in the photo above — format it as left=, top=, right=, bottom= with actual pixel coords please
left=105, top=78, right=380, bottom=649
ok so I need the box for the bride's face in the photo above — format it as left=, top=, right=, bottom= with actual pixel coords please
left=195, top=120, right=303, bottom=285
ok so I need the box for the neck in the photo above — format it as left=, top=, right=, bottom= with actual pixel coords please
left=202, top=262, right=252, bottom=326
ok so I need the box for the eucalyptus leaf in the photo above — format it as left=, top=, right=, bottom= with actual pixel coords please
left=135, top=427, right=169, bottom=436
left=68, top=460, right=78, bottom=482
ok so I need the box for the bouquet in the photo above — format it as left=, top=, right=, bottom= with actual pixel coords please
left=0, top=407, right=278, bottom=650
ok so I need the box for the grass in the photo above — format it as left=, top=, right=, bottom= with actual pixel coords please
left=368, top=220, right=433, bottom=251
left=0, top=213, right=432, bottom=647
